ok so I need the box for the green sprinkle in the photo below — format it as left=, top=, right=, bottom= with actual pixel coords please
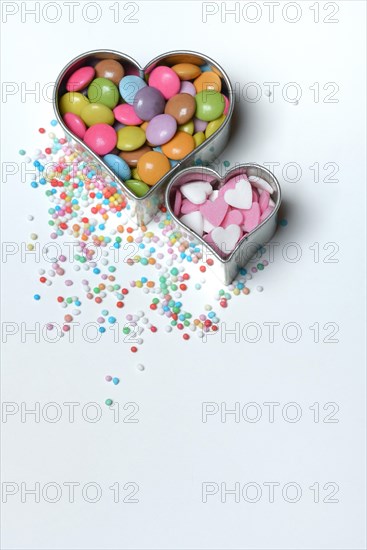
left=105, top=399, right=113, bottom=406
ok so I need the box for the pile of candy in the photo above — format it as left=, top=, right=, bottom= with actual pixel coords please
left=59, top=59, right=230, bottom=198
left=172, top=173, right=276, bottom=257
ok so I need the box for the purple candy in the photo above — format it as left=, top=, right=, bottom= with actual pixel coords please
left=194, top=117, right=208, bottom=133
left=133, top=86, right=165, bottom=121
left=146, top=114, right=177, bottom=146
left=180, top=81, right=196, bottom=96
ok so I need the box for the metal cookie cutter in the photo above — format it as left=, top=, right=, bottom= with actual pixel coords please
left=53, top=49, right=234, bottom=226
left=165, top=164, right=281, bottom=285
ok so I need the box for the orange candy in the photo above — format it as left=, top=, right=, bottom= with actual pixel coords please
left=137, top=151, right=171, bottom=186
left=171, top=63, right=202, bottom=80
left=194, top=71, right=222, bottom=94
left=161, top=131, right=195, bottom=160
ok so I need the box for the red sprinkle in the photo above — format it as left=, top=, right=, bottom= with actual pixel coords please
left=131, top=346, right=138, bottom=353
left=183, top=334, right=190, bottom=340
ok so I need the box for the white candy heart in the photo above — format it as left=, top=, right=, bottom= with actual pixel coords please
left=203, top=218, right=216, bottom=233
left=209, top=190, right=219, bottom=202
left=224, top=178, right=252, bottom=209
left=248, top=175, right=274, bottom=194
left=211, top=224, right=241, bottom=253
left=180, top=181, right=213, bottom=205
left=180, top=211, right=204, bottom=236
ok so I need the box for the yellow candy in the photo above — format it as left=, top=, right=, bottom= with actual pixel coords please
left=117, top=127, right=146, bottom=152
left=193, top=131, right=206, bottom=148
left=59, top=92, right=89, bottom=116
left=178, top=120, right=194, bottom=135
left=80, top=103, right=114, bottom=126
left=131, top=167, right=140, bottom=179
left=205, top=114, right=226, bottom=139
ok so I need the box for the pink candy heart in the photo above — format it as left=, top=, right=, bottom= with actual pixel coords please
left=259, top=190, right=270, bottom=213
left=181, top=198, right=199, bottom=214
left=172, top=174, right=276, bottom=257
left=242, top=202, right=260, bottom=233
left=200, top=195, right=229, bottom=226
left=222, top=208, right=243, bottom=228
left=173, top=190, right=182, bottom=217
left=260, top=206, right=274, bottom=222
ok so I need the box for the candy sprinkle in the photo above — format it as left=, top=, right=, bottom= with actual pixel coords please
left=19, top=119, right=282, bottom=401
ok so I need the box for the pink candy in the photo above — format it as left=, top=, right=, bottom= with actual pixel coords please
left=173, top=174, right=275, bottom=257
left=84, top=123, right=117, bottom=155
left=113, top=104, right=143, bottom=126
left=148, top=66, right=181, bottom=100
left=66, top=66, right=95, bottom=92
left=63, top=112, right=86, bottom=139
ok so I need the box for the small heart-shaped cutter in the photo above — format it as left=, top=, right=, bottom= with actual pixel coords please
left=166, top=164, right=281, bottom=285
left=54, top=49, right=234, bottom=226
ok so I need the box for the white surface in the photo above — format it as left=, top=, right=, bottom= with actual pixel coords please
left=1, top=1, right=366, bottom=549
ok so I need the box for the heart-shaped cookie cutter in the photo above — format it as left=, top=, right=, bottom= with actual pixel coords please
left=53, top=49, right=234, bottom=225
left=166, top=164, right=282, bottom=285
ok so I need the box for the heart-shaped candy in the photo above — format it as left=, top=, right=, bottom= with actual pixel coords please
left=259, top=190, right=270, bottom=213
left=211, top=224, right=242, bottom=254
left=181, top=181, right=212, bottom=204
left=180, top=211, right=204, bottom=236
left=223, top=177, right=252, bottom=209
left=166, top=165, right=281, bottom=284
left=180, top=198, right=200, bottom=214
left=248, top=175, right=274, bottom=194
left=200, top=195, right=228, bottom=226
left=242, top=202, right=261, bottom=233
left=222, top=208, right=243, bottom=228
left=173, top=189, right=182, bottom=216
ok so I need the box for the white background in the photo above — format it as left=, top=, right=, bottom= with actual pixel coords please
left=1, top=1, right=366, bottom=549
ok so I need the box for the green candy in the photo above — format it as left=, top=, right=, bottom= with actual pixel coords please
left=87, top=78, right=119, bottom=109
left=195, top=91, right=225, bottom=122
left=124, top=179, right=150, bottom=197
